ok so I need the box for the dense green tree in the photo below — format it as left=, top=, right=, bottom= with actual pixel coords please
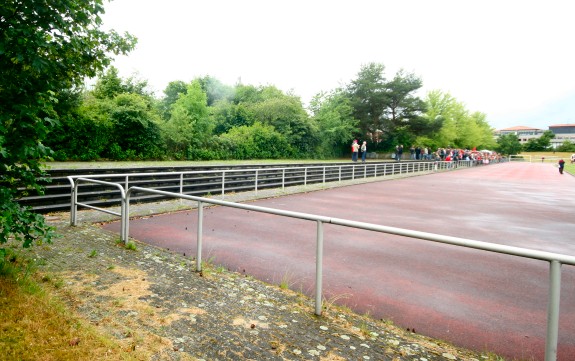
left=218, top=122, right=290, bottom=159
left=211, top=101, right=255, bottom=135
left=47, top=92, right=115, bottom=160
left=251, top=94, right=317, bottom=155
left=158, top=80, right=188, bottom=120
left=92, top=66, right=125, bottom=99
left=383, top=70, right=427, bottom=134
left=556, top=140, right=575, bottom=152
left=233, top=84, right=264, bottom=104
left=420, top=90, right=495, bottom=150
left=107, top=93, right=162, bottom=160
left=346, top=63, right=388, bottom=141
left=0, top=0, right=136, bottom=247
left=469, top=112, right=497, bottom=150
left=48, top=66, right=157, bottom=161
left=309, top=90, right=359, bottom=157
left=345, top=63, right=427, bottom=148
left=496, top=133, right=522, bottom=155
left=161, top=80, right=212, bottom=158
left=522, top=130, right=555, bottom=151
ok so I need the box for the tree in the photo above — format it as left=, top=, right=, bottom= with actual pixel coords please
left=251, top=93, right=317, bottom=156
left=346, top=63, right=388, bottom=141
left=496, top=133, right=522, bottom=155
left=197, top=75, right=234, bottom=106
left=421, top=90, right=495, bottom=150
left=0, top=0, right=136, bottom=247
left=218, top=122, right=290, bottom=159
left=108, top=93, right=163, bottom=160
left=309, top=90, right=359, bottom=157
left=383, top=70, right=427, bottom=134
left=161, top=80, right=212, bottom=158
left=523, top=130, right=555, bottom=151
left=345, top=63, right=427, bottom=149
left=158, top=80, right=188, bottom=120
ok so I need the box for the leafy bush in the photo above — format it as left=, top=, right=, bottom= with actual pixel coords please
left=218, top=123, right=292, bottom=159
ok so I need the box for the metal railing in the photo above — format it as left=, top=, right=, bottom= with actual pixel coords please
left=67, top=160, right=478, bottom=224
left=116, top=186, right=572, bottom=361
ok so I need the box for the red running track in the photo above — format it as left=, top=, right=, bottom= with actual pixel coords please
left=103, top=162, right=575, bottom=360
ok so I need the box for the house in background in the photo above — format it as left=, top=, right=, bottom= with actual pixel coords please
left=494, top=124, right=575, bottom=149
left=548, top=124, right=575, bottom=149
left=494, top=126, right=545, bottom=145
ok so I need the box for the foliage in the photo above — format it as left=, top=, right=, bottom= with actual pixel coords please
left=161, top=80, right=212, bottom=158
left=250, top=92, right=317, bottom=155
left=107, top=93, right=163, bottom=160
left=217, top=122, right=291, bottom=159
left=37, top=59, right=502, bottom=164
left=345, top=63, right=429, bottom=149
left=556, top=140, right=575, bottom=152
left=310, top=90, right=360, bottom=157
left=197, top=75, right=235, bottom=106
left=157, top=80, right=188, bottom=120
left=212, top=101, right=255, bottom=135
left=496, top=133, right=522, bottom=155
left=419, top=90, right=496, bottom=151
left=0, top=0, right=136, bottom=246
left=345, top=63, right=389, bottom=140
left=522, top=130, right=555, bottom=151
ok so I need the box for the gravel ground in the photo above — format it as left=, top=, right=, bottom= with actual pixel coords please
left=25, top=175, right=493, bottom=360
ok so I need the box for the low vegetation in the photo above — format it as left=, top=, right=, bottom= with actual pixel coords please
left=0, top=249, right=143, bottom=360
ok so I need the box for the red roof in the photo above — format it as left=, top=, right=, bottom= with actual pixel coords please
left=548, top=124, right=575, bottom=127
left=497, top=126, right=543, bottom=131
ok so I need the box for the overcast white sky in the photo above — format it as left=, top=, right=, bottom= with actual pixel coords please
left=101, top=0, right=575, bottom=130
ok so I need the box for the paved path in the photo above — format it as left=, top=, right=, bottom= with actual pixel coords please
left=103, top=162, right=575, bottom=360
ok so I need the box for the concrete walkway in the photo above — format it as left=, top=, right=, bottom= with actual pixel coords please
left=103, top=162, right=575, bottom=360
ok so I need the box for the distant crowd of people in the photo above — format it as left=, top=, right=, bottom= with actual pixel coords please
left=351, top=141, right=505, bottom=165
left=397, top=145, right=505, bottom=165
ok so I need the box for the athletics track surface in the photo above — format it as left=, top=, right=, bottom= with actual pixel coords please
left=103, top=162, right=575, bottom=360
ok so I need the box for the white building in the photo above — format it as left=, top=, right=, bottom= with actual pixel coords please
left=494, top=124, right=575, bottom=149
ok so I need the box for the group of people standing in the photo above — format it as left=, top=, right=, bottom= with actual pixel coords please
left=351, top=140, right=367, bottom=162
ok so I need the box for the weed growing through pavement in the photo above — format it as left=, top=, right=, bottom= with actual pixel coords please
left=88, top=249, right=98, bottom=258
left=322, top=293, right=352, bottom=313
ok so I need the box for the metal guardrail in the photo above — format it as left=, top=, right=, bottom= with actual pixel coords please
left=67, top=160, right=479, bottom=220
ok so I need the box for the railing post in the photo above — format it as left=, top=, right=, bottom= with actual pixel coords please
left=545, top=260, right=561, bottom=361
left=304, top=168, right=307, bottom=186
left=323, top=166, right=326, bottom=184
left=196, top=201, right=204, bottom=272
left=315, top=220, right=324, bottom=315
left=221, top=171, right=226, bottom=198
left=282, top=169, right=285, bottom=190
left=180, top=173, right=184, bottom=194
left=72, top=182, right=79, bottom=226
left=339, top=166, right=342, bottom=182
left=352, top=165, right=355, bottom=180
left=121, top=195, right=128, bottom=244
left=70, top=182, right=77, bottom=226
left=255, top=170, right=258, bottom=194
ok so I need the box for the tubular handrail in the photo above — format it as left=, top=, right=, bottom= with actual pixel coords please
left=123, top=185, right=571, bottom=361
left=71, top=177, right=126, bottom=226
left=66, top=160, right=481, bottom=214
left=66, top=160, right=478, bottom=183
